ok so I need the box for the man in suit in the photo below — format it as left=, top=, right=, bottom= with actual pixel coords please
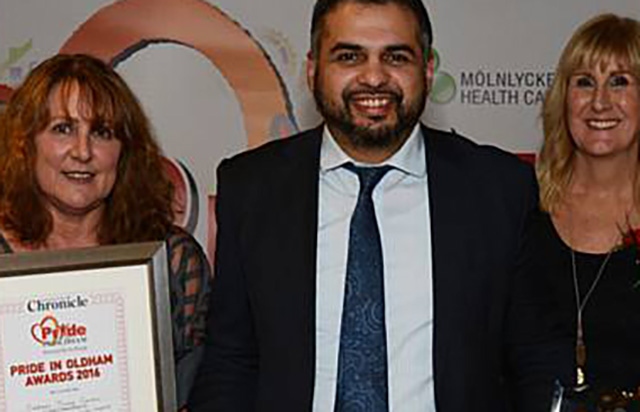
left=189, top=0, right=561, bottom=410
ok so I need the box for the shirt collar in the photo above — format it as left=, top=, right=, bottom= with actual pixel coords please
left=320, top=123, right=426, bottom=177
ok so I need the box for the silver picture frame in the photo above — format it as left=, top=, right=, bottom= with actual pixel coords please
left=0, top=242, right=176, bottom=411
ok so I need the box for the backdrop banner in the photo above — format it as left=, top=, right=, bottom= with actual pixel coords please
left=1, top=0, right=638, bottom=264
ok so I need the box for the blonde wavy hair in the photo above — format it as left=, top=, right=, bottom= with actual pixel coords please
left=537, top=13, right=640, bottom=212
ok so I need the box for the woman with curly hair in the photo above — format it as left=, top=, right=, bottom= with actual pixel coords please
left=0, top=53, right=209, bottom=410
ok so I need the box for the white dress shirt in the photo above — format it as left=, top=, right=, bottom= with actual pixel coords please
left=313, top=124, right=435, bottom=411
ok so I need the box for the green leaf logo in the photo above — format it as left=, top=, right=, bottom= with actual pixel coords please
left=429, top=48, right=456, bottom=104
left=0, top=39, right=33, bottom=78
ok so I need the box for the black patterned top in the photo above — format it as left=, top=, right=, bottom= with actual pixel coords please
left=0, top=226, right=211, bottom=408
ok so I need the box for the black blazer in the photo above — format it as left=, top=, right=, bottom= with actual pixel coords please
left=189, top=125, right=559, bottom=411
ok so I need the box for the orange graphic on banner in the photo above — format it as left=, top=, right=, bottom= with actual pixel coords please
left=59, top=0, right=295, bottom=149
left=0, top=84, right=12, bottom=104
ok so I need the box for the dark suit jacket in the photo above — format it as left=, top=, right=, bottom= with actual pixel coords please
left=189, top=125, right=560, bottom=411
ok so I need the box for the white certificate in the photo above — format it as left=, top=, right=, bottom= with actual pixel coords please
left=0, top=242, right=175, bottom=411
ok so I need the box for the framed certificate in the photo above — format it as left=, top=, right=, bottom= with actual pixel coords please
left=0, top=242, right=176, bottom=411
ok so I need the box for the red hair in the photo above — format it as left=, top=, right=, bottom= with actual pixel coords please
left=0, top=53, right=173, bottom=246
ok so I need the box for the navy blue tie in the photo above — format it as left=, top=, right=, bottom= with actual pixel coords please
left=335, top=164, right=392, bottom=412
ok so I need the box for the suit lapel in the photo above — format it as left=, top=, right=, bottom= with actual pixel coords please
left=423, top=126, right=471, bottom=410
left=269, top=127, right=322, bottom=406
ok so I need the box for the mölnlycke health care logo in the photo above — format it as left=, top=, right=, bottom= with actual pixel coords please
left=458, top=69, right=555, bottom=106
left=429, top=48, right=555, bottom=107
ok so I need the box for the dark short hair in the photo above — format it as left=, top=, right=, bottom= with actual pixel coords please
left=310, top=0, right=433, bottom=58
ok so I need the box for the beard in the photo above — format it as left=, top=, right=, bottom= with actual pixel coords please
left=313, top=77, right=427, bottom=150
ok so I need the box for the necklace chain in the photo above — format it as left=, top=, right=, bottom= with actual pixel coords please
left=571, top=249, right=613, bottom=314
left=570, top=247, right=613, bottom=388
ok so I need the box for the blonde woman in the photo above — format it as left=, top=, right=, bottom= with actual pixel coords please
left=537, top=13, right=640, bottom=401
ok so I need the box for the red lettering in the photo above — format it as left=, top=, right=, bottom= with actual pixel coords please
left=9, top=362, right=45, bottom=377
left=23, top=371, right=74, bottom=387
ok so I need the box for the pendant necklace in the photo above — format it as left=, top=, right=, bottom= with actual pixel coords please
left=570, top=247, right=613, bottom=391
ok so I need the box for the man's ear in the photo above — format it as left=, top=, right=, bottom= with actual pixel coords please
left=425, top=49, right=435, bottom=91
left=306, top=50, right=316, bottom=93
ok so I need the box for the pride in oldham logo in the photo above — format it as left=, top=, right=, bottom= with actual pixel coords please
left=429, top=48, right=456, bottom=104
left=30, top=314, right=88, bottom=347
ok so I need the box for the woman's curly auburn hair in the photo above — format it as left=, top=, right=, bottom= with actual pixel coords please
left=537, top=14, right=640, bottom=212
left=0, top=53, right=174, bottom=246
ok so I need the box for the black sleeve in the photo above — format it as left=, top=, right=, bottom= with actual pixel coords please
left=504, top=170, right=572, bottom=411
left=188, top=159, right=258, bottom=412
left=165, top=227, right=211, bottom=408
